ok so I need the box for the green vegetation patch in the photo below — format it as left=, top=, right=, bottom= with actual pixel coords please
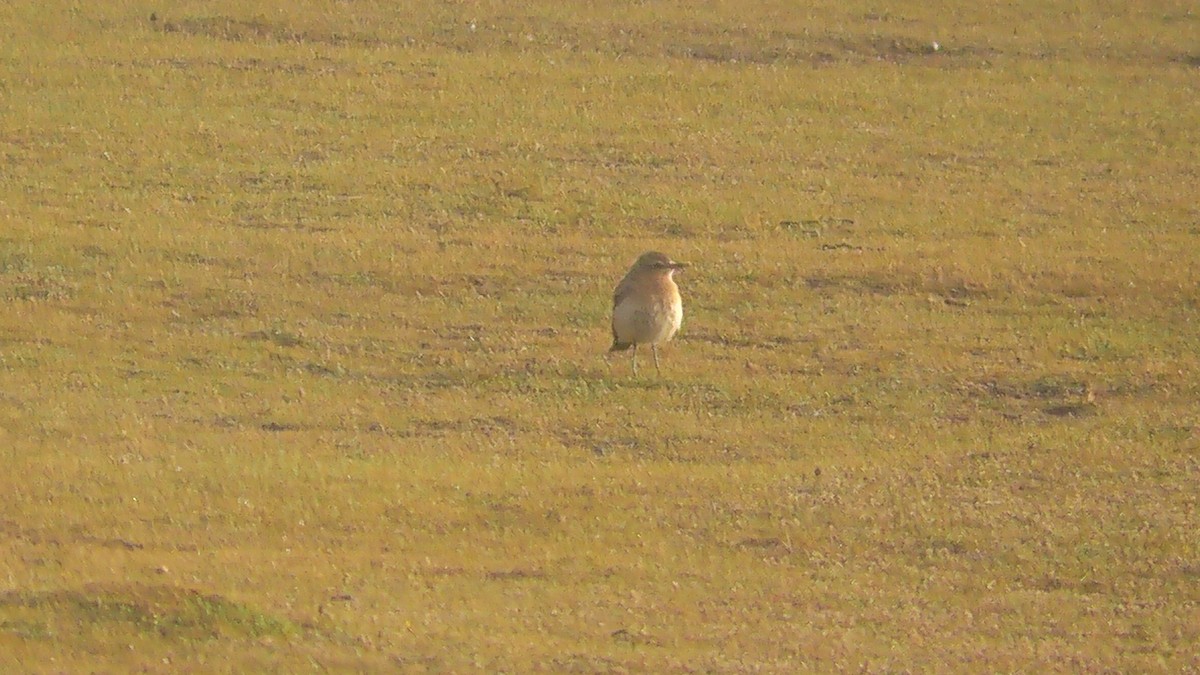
left=0, top=584, right=297, bottom=642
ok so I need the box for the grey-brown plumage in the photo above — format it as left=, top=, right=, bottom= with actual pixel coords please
left=609, top=251, right=686, bottom=375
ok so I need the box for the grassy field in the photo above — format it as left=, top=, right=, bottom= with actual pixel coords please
left=1, top=0, right=1197, bottom=671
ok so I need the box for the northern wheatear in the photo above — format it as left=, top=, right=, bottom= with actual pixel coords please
left=609, top=251, right=686, bottom=375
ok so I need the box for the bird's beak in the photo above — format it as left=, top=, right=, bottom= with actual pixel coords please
left=670, top=262, right=688, bottom=270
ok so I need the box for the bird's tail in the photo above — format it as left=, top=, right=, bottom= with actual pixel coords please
left=609, top=340, right=632, bottom=352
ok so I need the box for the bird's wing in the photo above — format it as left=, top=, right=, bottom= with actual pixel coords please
left=610, top=276, right=634, bottom=345
left=612, top=275, right=635, bottom=311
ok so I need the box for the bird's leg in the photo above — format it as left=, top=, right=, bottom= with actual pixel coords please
left=631, top=345, right=638, bottom=376
left=652, top=344, right=661, bottom=375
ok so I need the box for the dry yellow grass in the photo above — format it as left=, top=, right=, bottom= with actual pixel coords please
left=1, top=0, right=1198, bottom=671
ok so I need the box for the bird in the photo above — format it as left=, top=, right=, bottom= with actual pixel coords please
left=609, top=251, right=686, bottom=375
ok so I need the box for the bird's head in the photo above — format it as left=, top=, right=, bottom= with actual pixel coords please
left=633, top=251, right=687, bottom=275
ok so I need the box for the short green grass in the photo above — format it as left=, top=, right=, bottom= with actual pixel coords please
left=1, top=0, right=1197, bottom=670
